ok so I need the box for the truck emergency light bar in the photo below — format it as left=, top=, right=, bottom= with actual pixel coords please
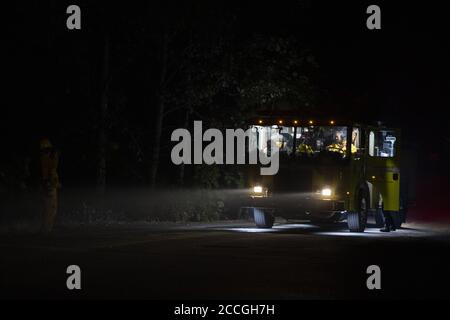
left=248, top=116, right=389, bottom=128
left=250, top=118, right=342, bottom=126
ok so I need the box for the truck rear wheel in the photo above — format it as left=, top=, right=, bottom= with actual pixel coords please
left=253, top=208, right=274, bottom=228
left=348, top=193, right=368, bottom=232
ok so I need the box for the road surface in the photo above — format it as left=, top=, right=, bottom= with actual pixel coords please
left=1, top=220, right=449, bottom=299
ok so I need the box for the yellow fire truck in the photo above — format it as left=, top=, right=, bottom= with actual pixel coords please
left=242, top=116, right=404, bottom=232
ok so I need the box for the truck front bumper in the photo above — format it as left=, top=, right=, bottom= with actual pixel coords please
left=242, top=194, right=345, bottom=219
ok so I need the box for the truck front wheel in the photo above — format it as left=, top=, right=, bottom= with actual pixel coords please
left=253, top=208, right=275, bottom=228
left=347, top=193, right=368, bottom=232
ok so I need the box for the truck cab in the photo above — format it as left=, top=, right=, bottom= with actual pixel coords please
left=242, top=116, right=402, bottom=232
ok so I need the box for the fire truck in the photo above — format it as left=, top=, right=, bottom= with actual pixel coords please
left=242, top=115, right=404, bottom=232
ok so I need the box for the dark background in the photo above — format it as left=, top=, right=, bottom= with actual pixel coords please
left=2, top=2, right=450, bottom=301
left=3, top=0, right=450, bottom=221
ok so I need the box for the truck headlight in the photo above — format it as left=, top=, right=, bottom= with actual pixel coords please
left=253, top=186, right=263, bottom=193
left=321, top=188, right=332, bottom=197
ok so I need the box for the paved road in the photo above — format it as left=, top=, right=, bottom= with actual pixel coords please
left=1, top=220, right=449, bottom=299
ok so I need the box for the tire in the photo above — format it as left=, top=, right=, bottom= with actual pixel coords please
left=253, top=208, right=275, bottom=228
left=347, top=192, right=368, bottom=232
left=374, top=207, right=385, bottom=228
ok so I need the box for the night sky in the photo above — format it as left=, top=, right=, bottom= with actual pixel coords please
left=4, top=0, right=450, bottom=184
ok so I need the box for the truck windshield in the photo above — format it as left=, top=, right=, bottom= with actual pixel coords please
left=251, top=125, right=350, bottom=159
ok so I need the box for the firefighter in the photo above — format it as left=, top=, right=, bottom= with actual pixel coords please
left=326, top=131, right=346, bottom=154
left=296, top=135, right=314, bottom=155
left=39, top=138, right=60, bottom=233
left=380, top=211, right=396, bottom=232
left=341, top=139, right=358, bottom=154
left=327, top=131, right=358, bottom=154
left=296, top=143, right=314, bottom=155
